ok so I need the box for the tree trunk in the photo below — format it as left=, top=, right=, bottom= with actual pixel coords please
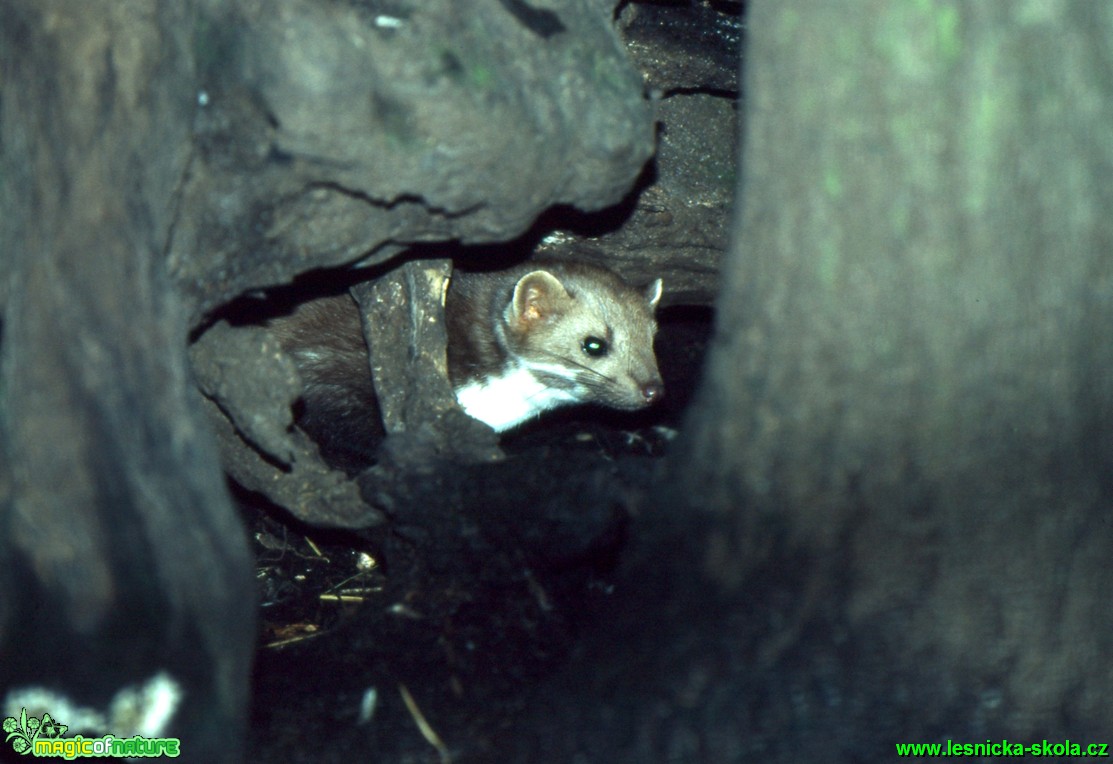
left=0, top=3, right=254, bottom=758
left=680, top=0, right=1113, bottom=747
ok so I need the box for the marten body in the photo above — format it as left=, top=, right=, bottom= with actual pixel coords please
left=269, top=260, right=664, bottom=471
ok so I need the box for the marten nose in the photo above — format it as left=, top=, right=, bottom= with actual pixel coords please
left=641, top=381, right=664, bottom=404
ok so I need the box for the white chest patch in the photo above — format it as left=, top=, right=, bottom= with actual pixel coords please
left=454, top=365, right=580, bottom=432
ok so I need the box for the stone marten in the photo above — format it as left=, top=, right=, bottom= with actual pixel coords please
left=268, top=260, right=664, bottom=470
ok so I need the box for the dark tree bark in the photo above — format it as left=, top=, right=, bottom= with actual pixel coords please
left=677, top=0, right=1113, bottom=750
left=0, top=3, right=254, bottom=759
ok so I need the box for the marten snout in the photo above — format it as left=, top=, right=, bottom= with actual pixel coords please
left=641, top=380, right=664, bottom=405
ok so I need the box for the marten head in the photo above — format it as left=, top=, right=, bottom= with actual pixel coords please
left=501, top=262, right=664, bottom=411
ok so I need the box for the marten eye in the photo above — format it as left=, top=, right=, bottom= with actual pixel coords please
left=582, top=336, right=608, bottom=357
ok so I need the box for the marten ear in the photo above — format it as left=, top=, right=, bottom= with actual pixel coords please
left=509, top=270, right=571, bottom=329
left=645, top=278, right=663, bottom=310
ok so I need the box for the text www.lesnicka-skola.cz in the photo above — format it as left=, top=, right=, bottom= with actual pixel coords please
left=895, top=739, right=1109, bottom=757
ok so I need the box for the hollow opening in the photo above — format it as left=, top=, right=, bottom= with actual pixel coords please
left=224, top=241, right=716, bottom=762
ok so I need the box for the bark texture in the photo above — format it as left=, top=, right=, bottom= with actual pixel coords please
left=0, top=2, right=254, bottom=759
left=679, top=0, right=1113, bottom=747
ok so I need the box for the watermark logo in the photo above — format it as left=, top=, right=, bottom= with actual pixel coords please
left=3, top=707, right=180, bottom=759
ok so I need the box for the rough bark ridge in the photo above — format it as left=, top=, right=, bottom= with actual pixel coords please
left=171, top=0, right=655, bottom=321
left=0, top=2, right=254, bottom=759
left=678, top=0, right=1113, bottom=751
